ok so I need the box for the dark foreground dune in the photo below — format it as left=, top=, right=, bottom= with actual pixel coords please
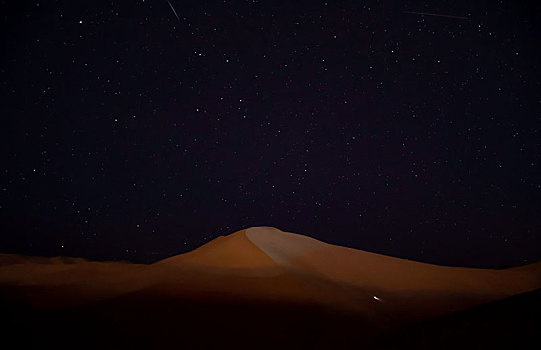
left=366, top=287, right=541, bottom=349
left=1, top=227, right=540, bottom=349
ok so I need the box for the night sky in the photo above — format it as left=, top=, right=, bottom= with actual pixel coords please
left=1, top=1, right=539, bottom=268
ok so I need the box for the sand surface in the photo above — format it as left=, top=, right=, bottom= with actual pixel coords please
left=1, top=226, right=540, bottom=347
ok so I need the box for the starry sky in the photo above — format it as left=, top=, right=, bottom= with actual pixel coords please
left=1, top=1, right=539, bottom=268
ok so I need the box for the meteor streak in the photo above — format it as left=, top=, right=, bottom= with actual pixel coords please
left=166, top=0, right=180, bottom=22
left=404, top=11, right=469, bottom=20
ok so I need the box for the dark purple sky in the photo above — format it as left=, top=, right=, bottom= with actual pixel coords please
left=1, top=1, right=539, bottom=268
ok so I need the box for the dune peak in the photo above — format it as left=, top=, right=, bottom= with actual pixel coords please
left=245, top=227, right=327, bottom=265
left=243, top=226, right=282, bottom=234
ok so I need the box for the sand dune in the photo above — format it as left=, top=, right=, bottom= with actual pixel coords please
left=153, top=227, right=541, bottom=312
left=156, top=228, right=278, bottom=272
left=247, top=227, right=540, bottom=294
left=1, top=227, right=540, bottom=307
left=1, top=227, right=540, bottom=348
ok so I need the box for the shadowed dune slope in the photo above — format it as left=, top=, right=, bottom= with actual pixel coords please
left=245, top=227, right=541, bottom=294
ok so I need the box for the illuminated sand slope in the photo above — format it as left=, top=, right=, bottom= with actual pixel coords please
left=157, top=227, right=541, bottom=318
left=1, top=227, right=540, bottom=348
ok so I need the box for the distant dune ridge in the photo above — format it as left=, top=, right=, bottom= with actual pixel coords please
left=1, top=227, right=540, bottom=348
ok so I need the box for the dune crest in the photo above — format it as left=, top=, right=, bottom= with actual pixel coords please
left=245, top=226, right=326, bottom=264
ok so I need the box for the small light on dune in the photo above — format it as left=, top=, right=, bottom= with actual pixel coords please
left=373, top=295, right=382, bottom=301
